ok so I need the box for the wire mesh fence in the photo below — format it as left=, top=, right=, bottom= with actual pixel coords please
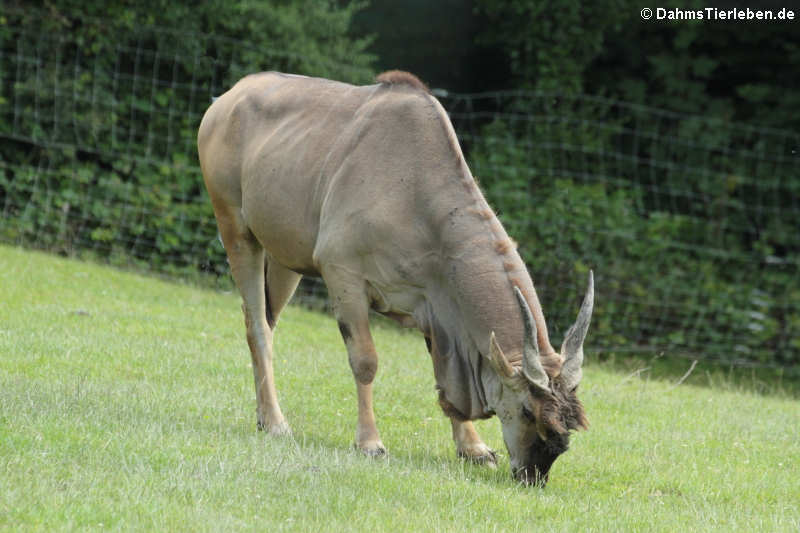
left=441, top=90, right=799, bottom=369
left=1, top=14, right=798, bottom=371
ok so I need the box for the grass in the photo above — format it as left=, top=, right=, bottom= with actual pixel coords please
left=1, top=244, right=798, bottom=532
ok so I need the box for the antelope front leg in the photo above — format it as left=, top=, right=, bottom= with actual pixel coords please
left=340, top=316, right=386, bottom=456
left=451, top=418, right=497, bottom=467
left=324, top=270, right=386, bottom=456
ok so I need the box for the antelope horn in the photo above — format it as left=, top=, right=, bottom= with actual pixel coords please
left=560, top=270, right=594, bottom=390
left=514, top=286, right=550, bottom=391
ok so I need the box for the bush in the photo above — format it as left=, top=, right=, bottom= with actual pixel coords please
left=0, top=2, right=375, bottom=278
left=468, top=111, right=799, bottom=370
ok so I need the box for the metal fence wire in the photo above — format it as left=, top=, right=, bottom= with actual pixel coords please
left=1, top=16, right=798, bottom=371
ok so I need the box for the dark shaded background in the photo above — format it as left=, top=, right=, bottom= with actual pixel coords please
left=356, top=0, right=800, bottom=129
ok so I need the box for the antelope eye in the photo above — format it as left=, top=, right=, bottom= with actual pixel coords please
left=521, top=405, right=535, bottom=421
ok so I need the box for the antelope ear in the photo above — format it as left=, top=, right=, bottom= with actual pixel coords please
left=488, top=331, right=518, bottom=383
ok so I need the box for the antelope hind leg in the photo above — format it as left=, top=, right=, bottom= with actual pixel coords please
left=218, top=212, right=290, bottom=435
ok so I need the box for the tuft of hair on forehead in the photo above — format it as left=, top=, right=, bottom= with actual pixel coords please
left=375, top=70, right=430, bottom=93
left=530, top=381, right=589, bottom=435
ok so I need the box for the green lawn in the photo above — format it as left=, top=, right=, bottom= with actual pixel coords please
left=1, top=245, right=798, bottom=532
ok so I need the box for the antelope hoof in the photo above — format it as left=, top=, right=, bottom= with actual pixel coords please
left=457, top=445, right=498, bottom=468
left=355, top=440, right=387, bottom=458
left=257, top=419, right=292, bottom=436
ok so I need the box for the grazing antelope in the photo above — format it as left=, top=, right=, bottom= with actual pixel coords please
left=198, top=70, right=594, bottom=486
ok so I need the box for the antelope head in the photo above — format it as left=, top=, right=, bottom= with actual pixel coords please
left=487, top=272, right=594, bottom=486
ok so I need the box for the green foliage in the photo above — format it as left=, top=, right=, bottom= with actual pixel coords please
left=0, top=2, right=375, bottom=276
left=4, top=0, right=375, bottom=82
left=2, top=3, right=797, bottom=372
left=469, top=109, right=799, bottom=370
left=476, top=0, right=632, bottom=92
